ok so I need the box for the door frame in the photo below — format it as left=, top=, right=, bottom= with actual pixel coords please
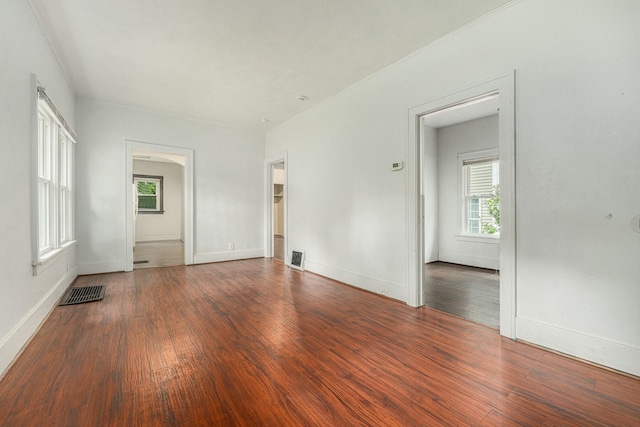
left=265, top=152, right=288, bottom=263
left=125, top=140, right=194, bottom=271
left=406, top=72, right=516, bottom=338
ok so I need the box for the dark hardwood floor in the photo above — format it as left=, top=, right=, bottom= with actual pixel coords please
left=1, top=259, right=638, bottom=426
left=424, top=261, right=499, bottom=329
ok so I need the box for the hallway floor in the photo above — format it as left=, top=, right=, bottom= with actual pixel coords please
left=133, top=240, right=184, bottom=269
left=424, top=261, right=499, bottom=329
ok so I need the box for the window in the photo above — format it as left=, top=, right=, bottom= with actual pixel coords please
left=134, top=175, right=164, bottom=213
left=460, top=150, right=499, bottom=236
left=34, top=90, right=76, bottom=265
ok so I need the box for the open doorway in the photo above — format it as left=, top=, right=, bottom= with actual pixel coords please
left=265, top=153, right=287, bottom=264
left=273, top=163, right=285, bottom=261
left=407, top=73, right=516, bottom=338
left=422, top=95, right=500, bottom=328
left=125, top=141, right=194, bottom=272
left=132, top=151, right=185, bottom=268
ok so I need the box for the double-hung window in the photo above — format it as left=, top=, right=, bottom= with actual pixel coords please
left=134, top=175, right=164, bottom=214
left=460, top=149, right=500, bottom=236
left=34, top=87, right=76, bottom=268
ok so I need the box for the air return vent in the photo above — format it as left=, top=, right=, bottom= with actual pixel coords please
left=59, top=286, right=105, bottom=306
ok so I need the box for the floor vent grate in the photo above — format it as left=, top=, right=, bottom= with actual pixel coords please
left=59, top=286, right=105, bottom=306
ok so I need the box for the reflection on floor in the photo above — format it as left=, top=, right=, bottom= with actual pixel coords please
left=133, top=240, right=184, bottom=269
left=424, top=261, right=499, bottom=329
left=274, top=235, right=284, bottom=261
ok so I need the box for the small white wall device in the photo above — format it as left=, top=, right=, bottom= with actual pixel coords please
left=391, top=161, right=404, bottom=171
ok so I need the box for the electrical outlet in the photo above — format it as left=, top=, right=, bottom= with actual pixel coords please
left=228, top=243, right=234, bottom=250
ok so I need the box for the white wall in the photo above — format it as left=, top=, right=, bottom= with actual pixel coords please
left=133, top=160, right=183, bottom=242
left=266, top=0, right=640, bottom=375
left=437, top=115, right=499, bottom=269
left=0, top=0, right=77, bottom=375
left=423, top=125, right=438, bottom=263
left=76, top=99, right=265, bottom=273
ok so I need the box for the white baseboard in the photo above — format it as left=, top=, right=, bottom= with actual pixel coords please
left=194, top=248, right=265, bottom=264
left=77, top=260, right=124, bottom=275
left=135, top=234, right=182, bottom=242
left=439, top=251, right=499, bottom=270
left=516, top=317, right=640, bottom=377
left=304, top=259, right=406, bottom=302
left=0, top=267, right=77, bottom=377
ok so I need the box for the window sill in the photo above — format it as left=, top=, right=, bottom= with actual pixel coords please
left=455, top=234, right=500, bottom=244
left=32, top=240, right=76, bottom=276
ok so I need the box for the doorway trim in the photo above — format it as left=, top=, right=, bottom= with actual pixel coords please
left=125, top=140, right=194, bottom=271
left=407, top=72, right=516, bottom=338
left=265, top=152, right=288, bottom=264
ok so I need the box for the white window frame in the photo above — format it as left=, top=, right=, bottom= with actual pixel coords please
left=457, top=149, right=500, bottom=241
left=133, top=175, right=164, bottom=214
left=32, top=85, right=76, bottom=274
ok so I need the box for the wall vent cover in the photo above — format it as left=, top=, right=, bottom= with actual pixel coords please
left=59, top=286, right=105, bottom=306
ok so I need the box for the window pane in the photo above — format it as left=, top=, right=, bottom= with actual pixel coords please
left=468, top=162, right=493, bottom=196
left=138, top=195, right=157, bottom=209
left=60, top=190, right=66, bottom=242
left=137, top=181, right=156, bottom=195
left=59, top=133, right=67, bottom=186
left=469, top=198, right=479, bottom=217
left=38, top=113, right=51, bottom=180
left=468, top=198, right=480, bottom=234
left=38, top=115, right=45, bottom=177
left=38, top=181, right=50, bottom=250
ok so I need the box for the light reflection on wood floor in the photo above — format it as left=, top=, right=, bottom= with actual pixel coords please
left=133, top=240, right=184, bottom=269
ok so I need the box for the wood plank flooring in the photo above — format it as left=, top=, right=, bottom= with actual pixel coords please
left=1, top=259, right=638, bottom=426
left=133, top=240, right=184, bottom=269
left=424, top=262, right=499, bottom=329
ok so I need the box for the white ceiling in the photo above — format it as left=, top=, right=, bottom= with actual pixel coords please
left=30, top=0, right=511, bottom=130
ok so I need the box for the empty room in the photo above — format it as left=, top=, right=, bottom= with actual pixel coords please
left=1, top=0, right=639, bottom=425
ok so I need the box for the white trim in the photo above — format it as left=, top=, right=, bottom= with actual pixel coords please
left=77, top=260, right=124, bottom=275
left=438, top=252, right=500, bottom=271
left=32, top=240, right=76, bottom=276
left=264, top=152, right=288, bottom=264
left=407, top=72, right=516, bottom=338
left=0, top=266, right=77, bottom=377
left=517, top=317, right=640, bottom=378
left=125, top=140, right=194, bottom=271
left=194, top=248, right=265, bottom=264
left=454, top=234, right=499, bottom=244
left=135, top=234, right=182, bottom=242
left=305, top=259, right=406, bottom=302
